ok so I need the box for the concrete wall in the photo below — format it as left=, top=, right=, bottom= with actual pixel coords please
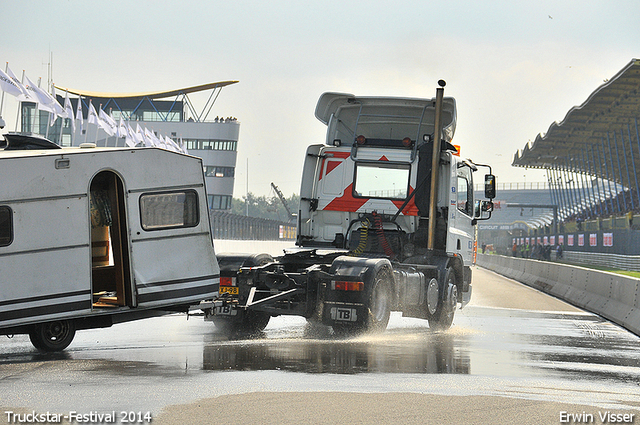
left=476, top=253, right=640, bottom=336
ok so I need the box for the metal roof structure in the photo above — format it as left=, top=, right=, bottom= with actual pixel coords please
left=512, top=59, right=640, bottom=216
left=52, top=80, right=239, bottom=124
left=54, top=80, right=238, bottom=100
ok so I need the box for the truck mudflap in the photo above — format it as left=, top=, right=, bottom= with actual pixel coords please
left=320, top=256, right=394, bottom=332
left=323, top=302, right=365, bottom=324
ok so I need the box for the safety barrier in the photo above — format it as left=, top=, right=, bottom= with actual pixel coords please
left=476, top=253, right=640, bottom=336
left=213, top=239, right=293, bottom=257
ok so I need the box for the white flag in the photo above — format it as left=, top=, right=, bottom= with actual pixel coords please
left=0, top=68, right=24, bottom=98
left=124, top=122, right=137, bottom=147
left=137, top=123, right=150, bottom=147
left=166, top=135, right=181, bottom=152
left=98, top=108, right=117, bottom=136
left=144, top=127, right=157, bottom=147
left=63, top=91, right=75, bottom=134
left=87, top=101, right=99, bottom=125
left=6, top=66, right=33, bottom=101
left=23, top=75, right=55, bottom=113
left=117, top=116, right=125, bottom=138
left=75, top=97, right=84, bottom=133
left=48, top=84, right=67, bottom=126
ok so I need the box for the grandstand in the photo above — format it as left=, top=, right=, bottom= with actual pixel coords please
left=491, top=58, right=640, bottom=262
left=513, top=59, right=640, bottom=221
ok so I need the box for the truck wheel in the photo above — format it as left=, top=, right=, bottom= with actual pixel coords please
left=364, top=267, right=393, bottom=332
left=29, top=320, right=76, bottom=352
left=213, top=310, right=271, bottom=335
left=428, top=267, right=457, bottom=331
left=332, top=266, right=393, bottom=336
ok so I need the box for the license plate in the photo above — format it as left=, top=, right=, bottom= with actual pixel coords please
left=214, top=305, right=237, bottom=316
left=220, top=287, right=239, bottom=295
left=330, top=307, right=358, bottom=322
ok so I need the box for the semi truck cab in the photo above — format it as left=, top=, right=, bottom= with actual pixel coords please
left=207, top=84, right=495, bottom=335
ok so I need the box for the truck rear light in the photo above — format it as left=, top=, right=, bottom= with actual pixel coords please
left=220, top=276, right=236, bottom=287
left=331, top=280, right=364, bottom=291
left=402, top=137, right=413, bottom=147
left=356, top=135, right=366, bottom=145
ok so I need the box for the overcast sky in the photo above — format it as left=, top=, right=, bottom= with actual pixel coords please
left=2, top=0, right=638, bottom=197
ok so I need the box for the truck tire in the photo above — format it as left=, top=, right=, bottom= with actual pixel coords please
left=213, top=252, right=274, bottom=335
left=428, top=267, right=457, bottom=331
left=364, top=266, right=393, bottom=332
left=29, top=320, right=76, bottom=352
left=333, top=265, right=393, bottom=335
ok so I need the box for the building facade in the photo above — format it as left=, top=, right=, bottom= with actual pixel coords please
left=19, top=81, right=239, bottom=210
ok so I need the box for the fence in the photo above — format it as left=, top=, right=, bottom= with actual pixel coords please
left=209, top=211, right=296, bottom=241
left=562, top=251, right=640, bottom=271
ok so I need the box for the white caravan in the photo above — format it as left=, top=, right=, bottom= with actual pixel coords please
left=0, top=134, right=220, bottom=351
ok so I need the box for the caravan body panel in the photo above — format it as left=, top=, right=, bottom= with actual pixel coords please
left=0, top=146, right=219, bottom=331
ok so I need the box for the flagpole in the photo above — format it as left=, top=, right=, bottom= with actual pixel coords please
left=28, top=72, right=37, bottom=134
left=94, top=103, right=102, bottom=146
left=0, top=63, right=7, bottom=121
left=15, top=70, right=25, bottom=132
left=94, top=103, right=101, bottom=144
left=36, top=78, right=51, bottom=139
left=75, top=96, right=83, bottom=146
left=58, top=89, right=66, bottom=145
left=85, top=99, right=90, bottom=144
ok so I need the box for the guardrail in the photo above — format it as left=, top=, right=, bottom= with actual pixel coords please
left=476, top=253, right=640, bottom=336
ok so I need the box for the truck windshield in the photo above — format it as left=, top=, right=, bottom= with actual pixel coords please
left=353, top=163, right=409, bottom=199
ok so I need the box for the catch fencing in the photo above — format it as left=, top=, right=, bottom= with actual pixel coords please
left=209, top=211, right=296, bottom=241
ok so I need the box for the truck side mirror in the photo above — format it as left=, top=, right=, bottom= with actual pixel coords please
left=484, top=174, right=496, bottom=199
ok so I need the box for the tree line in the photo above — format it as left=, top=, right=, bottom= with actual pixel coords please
left=231, top=192, right=300, bottom=222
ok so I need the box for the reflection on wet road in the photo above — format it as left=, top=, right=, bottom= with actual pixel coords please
left=202, top=315, right=470, bottom=375
left=1, top=267, right=639, bottom=415
left=198, top=307, right=640, bottom=385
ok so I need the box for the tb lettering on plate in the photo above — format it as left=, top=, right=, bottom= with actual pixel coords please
left=331, top=307, right=357, bottom=322
left=215, top=305, right=238, bottom=316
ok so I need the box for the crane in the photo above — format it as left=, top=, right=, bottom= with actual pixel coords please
left=270, top=182, right=295, bottom=222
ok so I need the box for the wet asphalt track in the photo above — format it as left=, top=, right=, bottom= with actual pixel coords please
left=1, top=267, right=639, bottom=423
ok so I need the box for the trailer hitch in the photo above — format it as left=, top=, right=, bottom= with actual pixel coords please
left=244, top=287, right=304, bottom=308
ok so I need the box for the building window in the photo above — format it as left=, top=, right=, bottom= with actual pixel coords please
left=0, top=206, right=13, bottom=247
left=139, top=190, right=199, bottom=230
left=141, top=111, right=181, bottom=122
left=204, top=166, right=235, bottom=178
left=207, top=194, right=232, bottom=210
left=185, top=139, right=237, bottom=151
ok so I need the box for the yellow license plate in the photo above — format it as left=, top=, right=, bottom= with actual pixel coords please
left=220, top=287, right=239, bottom=295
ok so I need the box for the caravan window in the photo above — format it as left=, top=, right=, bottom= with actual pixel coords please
left=140, top=190, right=199, bottom=230
left=0, top=206, right=12, bottom=246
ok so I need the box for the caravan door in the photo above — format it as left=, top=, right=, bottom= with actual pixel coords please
left=90, top=170, right=134, bottom=308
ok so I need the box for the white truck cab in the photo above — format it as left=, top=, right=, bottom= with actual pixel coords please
left=208, top=83, right=495, bottom=335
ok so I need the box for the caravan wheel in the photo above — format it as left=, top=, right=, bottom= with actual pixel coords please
left=29, top=320, right=76, bottom=352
